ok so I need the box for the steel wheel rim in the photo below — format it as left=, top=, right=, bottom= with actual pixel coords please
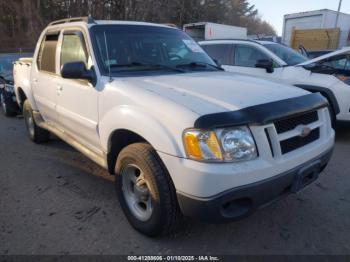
left=121, top=164, right=153, bottom=222
left=0, top=93, right=6, bottom=113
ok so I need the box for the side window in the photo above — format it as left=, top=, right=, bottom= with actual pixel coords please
left=234, top=45, right=270, bottom=67
left=321, top=55, right=350, bottom=70
left=202, top=44, right=231, bottom=65
left=37, top=34, right=59, bottom=73
left=60, top=32, right=88, bottom=69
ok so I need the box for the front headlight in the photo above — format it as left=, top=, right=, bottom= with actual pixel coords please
left=183, top=126, right=257, bottom=162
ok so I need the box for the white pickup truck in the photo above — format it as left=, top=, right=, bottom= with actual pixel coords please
left=14, top=17, right=335, bottom=236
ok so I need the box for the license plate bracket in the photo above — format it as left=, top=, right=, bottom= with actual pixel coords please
left=291, top=160, right=321, bottom=193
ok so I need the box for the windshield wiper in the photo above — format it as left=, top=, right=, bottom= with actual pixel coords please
left=150, top=63, right=186, bottom=73
left=109, top=62, right=144, bottom=68
left=110, top=62, right=185, bottom=73
left=176, top=62, right=224, bottom=71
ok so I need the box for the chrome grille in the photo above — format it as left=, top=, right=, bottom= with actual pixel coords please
left=274, top=111, right=318, bottom=134
left=263, top=109, right=324, bottom=157
left=280, top=128, right=320, bottom=154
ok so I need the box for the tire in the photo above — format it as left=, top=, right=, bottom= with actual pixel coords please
left=0, top=91, right=17, bottom=117
left=115, top=143, right=181, bottom=237
left=23, top=100, right=50, bottom=143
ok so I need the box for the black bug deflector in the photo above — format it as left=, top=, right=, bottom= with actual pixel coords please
left=194, top=93, right=328, bottom=129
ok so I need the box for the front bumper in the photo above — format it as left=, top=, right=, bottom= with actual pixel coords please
left=176, top=148, right=333, bottom=223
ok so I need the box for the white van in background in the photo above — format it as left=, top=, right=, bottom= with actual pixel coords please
left=184, top=22, right=247, bottom=41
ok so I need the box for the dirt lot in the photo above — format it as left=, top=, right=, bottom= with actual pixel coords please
left=0, top=113, right=350, bottom=255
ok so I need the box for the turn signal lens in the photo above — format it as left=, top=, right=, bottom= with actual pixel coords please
left=336, top=75, right=350, bottom=85
left=337, top=75, right=348, bottom=81
left=184, top=132, right=202, bottom=160
left=183, top=130, right=222, bottom=161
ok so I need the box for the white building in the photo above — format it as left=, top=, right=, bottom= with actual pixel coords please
left=282, top=9, right=350, bottom=48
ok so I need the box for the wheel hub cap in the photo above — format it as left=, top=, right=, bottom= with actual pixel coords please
left=122, top=164, right=153, bottom=221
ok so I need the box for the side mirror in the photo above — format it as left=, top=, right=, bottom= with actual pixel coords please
left=298, top=45, right=308, bottom=58
left=61, top=61, right=95, bottom=83
left=213, top=59, right=222, bottom=67
left=255, top=59, right=274, bottom=73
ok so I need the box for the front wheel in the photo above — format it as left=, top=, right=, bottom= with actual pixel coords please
left=115, top=143, right=181, bottom=237
left=23, top=100, right=50, bottom=143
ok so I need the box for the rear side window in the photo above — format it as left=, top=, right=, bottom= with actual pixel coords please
left=234, top=44, right=270, bottom=67
left=60, top=33, right=88, bottom=68
left=37, top=34, right=59, bottom=73
left=202, top=44, right=231, bottom=65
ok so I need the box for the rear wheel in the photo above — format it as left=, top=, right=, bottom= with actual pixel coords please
left=0, top=91, right=17, bottom=117
left=23, top=100, right=50, bottom=143
left=115, top=143, right=181, bottom=237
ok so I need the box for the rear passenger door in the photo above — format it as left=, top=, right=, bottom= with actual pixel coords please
left=56, top=29, right=101, bottom=152
left=33, top=32, right=60, bottom=123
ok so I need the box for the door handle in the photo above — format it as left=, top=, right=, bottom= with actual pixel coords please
left=32, top=78, right=38, bottom=84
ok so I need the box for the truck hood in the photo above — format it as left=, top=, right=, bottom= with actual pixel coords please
left=299, top=47, right=350, bottom=66
left=118, top=71, right=309, bottom=116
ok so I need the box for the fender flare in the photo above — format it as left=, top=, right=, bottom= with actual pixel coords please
left=99, top=105, right=183, bottom=158
left=15, top=84, right=38, bottom=111
left=294, top=84, right=340, bottom=115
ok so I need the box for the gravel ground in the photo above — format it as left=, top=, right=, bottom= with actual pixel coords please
left=0, top=113, right=349, bottom=255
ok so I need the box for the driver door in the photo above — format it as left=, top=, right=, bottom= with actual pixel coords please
left=56, top=29, right=101, bottom=153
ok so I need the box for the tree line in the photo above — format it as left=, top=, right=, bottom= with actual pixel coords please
left=0, top=0, right=277, bottom=51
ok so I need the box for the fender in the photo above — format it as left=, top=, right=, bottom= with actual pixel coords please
left=294, top=84, right=340, bottom=115
left=15, top=84, right=39, bottom=111
left=99, top=105, right=184, bottom=158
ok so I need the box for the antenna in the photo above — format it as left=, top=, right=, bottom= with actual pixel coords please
left=335, top=0, right=343, bottom=28
left=103, top=31, right=112, bottom=82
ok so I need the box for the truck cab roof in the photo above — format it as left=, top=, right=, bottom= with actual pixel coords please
left=46, top=17, right=175, bottom=30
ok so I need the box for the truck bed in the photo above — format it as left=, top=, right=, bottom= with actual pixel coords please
left=13, top=57, right=33, bottom=106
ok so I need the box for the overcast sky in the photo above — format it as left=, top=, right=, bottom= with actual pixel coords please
left=249, top=0, right=350, bottom=35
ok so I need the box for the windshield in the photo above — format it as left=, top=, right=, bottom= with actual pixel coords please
left=264, top=44, right=307, bottom=66
left=90, top=25, right=218, bottom=76
left=0, top=53, right=32, bottom=80
left=303, top=54, right=350, bottom=76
